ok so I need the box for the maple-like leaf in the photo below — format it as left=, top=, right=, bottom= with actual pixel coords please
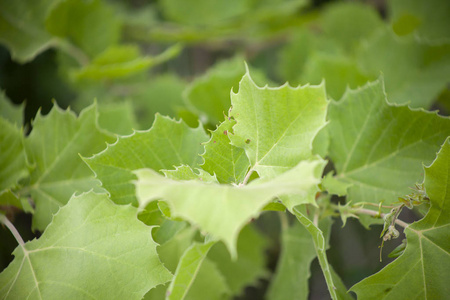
left=351, top=137, right=450, bottom=299
left=328, top=79, right=450, bottom=206
left=229, top=69, right=328, bottom=180
left=0, top=192, right=172, bottom=299
left=84, top=115, right=208, bottom=206
left=24, top=103, right=115, bottom=231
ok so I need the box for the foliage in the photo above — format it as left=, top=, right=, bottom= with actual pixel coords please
left=0, top=0, right=449, bottom=299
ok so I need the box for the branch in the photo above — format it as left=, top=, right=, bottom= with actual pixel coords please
left=355, top=208, right=409, bottom=229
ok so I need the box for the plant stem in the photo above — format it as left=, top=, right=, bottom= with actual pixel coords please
left=356, top=208, right=409, bottom=229
left=0, top=215, right=25, bottom=246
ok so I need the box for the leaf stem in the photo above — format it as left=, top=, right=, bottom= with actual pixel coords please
left=355, top=208, right=409, bottom=229
left=0, top=214, right=25, bottom=246
left=240, top=167, right=255, bottom=186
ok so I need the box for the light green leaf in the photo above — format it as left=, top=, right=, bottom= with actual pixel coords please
left=134, top=159, right=325, bottom=257
left=167, top=241, right=216, bottom=300
left=84, top=115, right=208, bottom=206
left=389, top=0, right=450, bottom=43
left=328, top=79, right=450, bottom=206
left=0, top=118, right=27, bottom=192
left=293, top=208, right=338, bottom=300
left=0, top=92, right=23, bottom=126
left=184, top=258, right=230, bottom=300
left=267, top=218, right=331, bottom=300
left=24, top=103, right=115, bottom=231
left=0, top=190, right=22, bottom=210
left=208, top=224, right=269, bottom=296
left=0, top=191, right=172, bottom=299
left=351, top=137, right=450, bottom=299
left=357, top=28, right=450, bottom=108
left=163, top=165, right=218, bottom=183
left=0, top=0, right=62, bottom=63
left=97, top=101, right=138, bottom=135
left=45, top=0, right=120, bottom=58
left=229, top=70, right=328, bottom=180
left=201, top=118, right=250, bottom=184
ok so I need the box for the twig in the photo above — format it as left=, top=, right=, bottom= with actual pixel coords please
left=356, top=208, right=409, bottom=229
left=240, top=168, right=255, bottom=186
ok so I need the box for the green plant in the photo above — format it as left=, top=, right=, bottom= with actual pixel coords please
left=1, top=0, right=449, bottom=299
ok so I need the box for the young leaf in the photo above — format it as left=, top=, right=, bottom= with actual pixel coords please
left=134, top=159, right=325, bottom=257
left=84, top=115, right=208, bottom=206
left=229, top=70, right=328, bottom=180
left=24, top=103, right=115, bottom=231
left=0, top=192, right=172, bottom=299
left=328, top=79, right=450, bottom=206
left=201, top=118, right=250, bottom=184
left=351, top=137, right=450, bottom=299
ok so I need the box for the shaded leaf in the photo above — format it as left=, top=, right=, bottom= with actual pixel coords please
left=328, top=79, right=450, bottom=206
left=351, top=137, right=450, bottom=299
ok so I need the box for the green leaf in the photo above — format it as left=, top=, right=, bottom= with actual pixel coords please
left=97, top=101, right=138, bottom=135
left=162, top=165, right=218, bottom=183
left=357, top=28, right=450, bottom=108
left=184, top=258, right=230, bottom=300
left=133, top=74, right=187, bottom=129
left=45, top=0, right=120, bottom=58
left=158, top=227, right=197, bottom=274
left=389, top=0, right=450, bottom=43
left=293, top=208, right=338, bottom=300
left=267, top=218, right=330, bottom=300
left=229, top=70, right=328, bottom=179
left=0, top=190, right=22, bottom=211
left=0, top=0, right=63, bottom=63
left=84, top=115, right=208, bottom=206
left=184, top=57, right=249, bottom=125
left=167, top=241, right=216, bottom=300
left=0, top=191, right=172, bottom=299
left=321, top=172, right=352, bottom=197
left=0, top=118, right=27, bottom=192
left=159, top=0, right=250, bottom=26
left=320, top=2, right=383, bottom=53
left=0, top=92, right=23, bottom=126
left=134, top=159, right=325, bottom=257
left=201, top=118, right=250, bottom=184
left=351, top=137, right=450, bottom=299
left=300, top=53, right=370, bottom=101
left=208, top=224, right=269, bottom=296
left=24, top=103, right=115, bottom=231
left=72, top=44, right=181, bottom=81
left=328, top=79, right=450, bottom=206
